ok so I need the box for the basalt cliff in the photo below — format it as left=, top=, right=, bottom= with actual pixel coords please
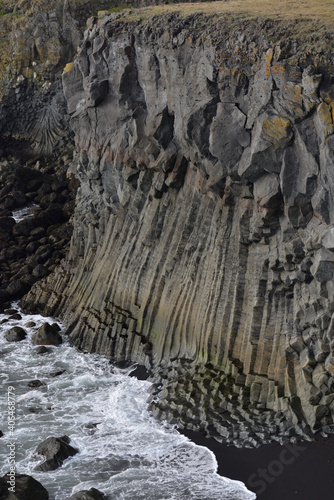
left=13, top=4, right=334, bottom=446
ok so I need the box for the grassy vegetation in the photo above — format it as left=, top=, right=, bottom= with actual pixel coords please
left=107, top=5, right=137, bottom=13
left=119, top=0, right=334, bottom=27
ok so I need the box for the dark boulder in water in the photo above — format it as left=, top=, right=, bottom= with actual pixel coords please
left=27, top=379, right=46, bottom=388
left=5, top=326, right=27, bottom=342
left=35, top=435, right=78, bottom=472
left=36, top=346, right=49, bottom=354
left=0, top=473, right=49, bottom=499
left=49, top=370, right=66, bottom=377
left=32, top=323, right=62, bottom=346
left=4, top=309, right=18, bottom=315
left=68, top=487, right=105, bottom=500
left=8, top=313, right=22, bottom=320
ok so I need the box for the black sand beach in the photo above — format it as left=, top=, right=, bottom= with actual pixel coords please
left=130, top=364, right=334, bottom=499
left=181, top=429, right=334, bottom=500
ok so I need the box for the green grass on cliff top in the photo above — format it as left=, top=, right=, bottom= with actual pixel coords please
left=120, top=0, right=334, bottom=26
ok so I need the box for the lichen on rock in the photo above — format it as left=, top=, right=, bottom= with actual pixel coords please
left=18, top=7, right=334, bottom=446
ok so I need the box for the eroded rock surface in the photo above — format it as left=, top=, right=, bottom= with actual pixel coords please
left=20, top=11, right=334, bottom=445
left=68, top=488, right=105, bottom=500
left=0, top=473, right=49, bottom=500
left=32, top=323, right=62, bottom=346
left=35, top=435, right=78, bottom=471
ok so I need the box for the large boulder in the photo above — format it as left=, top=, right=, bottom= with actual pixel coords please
left=0, top=217, right=15, bottom=234
left=35, top=435, right=78, bottom=471
left=68, top=488, right=105, bottom=500
left=6, top=280, right=27, bottom=299
left=0, top=473, right=49, bottom=499
left=31, top=323, right=62, bottom=346
left=5, top=326, right=27, bottom=342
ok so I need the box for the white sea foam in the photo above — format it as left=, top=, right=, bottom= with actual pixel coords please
left=12, top=203, right=39, bottom=223
left=0, top=304, right=256, bottom=499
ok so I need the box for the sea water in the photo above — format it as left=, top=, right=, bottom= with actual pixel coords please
left=0, top=305, right=256, bottom=499
left=12, top=204, right=39, bottom=223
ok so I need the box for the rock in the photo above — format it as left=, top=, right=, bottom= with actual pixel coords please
left=4, top=309, right=18, bottom=315
left=26, top=241, right=40, bottom=254
left=35, top=435, right=78, bottom=471
left=209, top=103, right=249, bottom=175
left=0, top=473, right=49, bottom=500
left=238, top=111, right=292, bottom=181
left=51, top=323, right=61, bottom=332
left=29, top=407, right=43, bottom=413
left=253, top=173, right=282, bottom=209
left=49, top=370, right=66, bottom=377
left=6, top=280, right=27, bottom=299
left=311, top=248, right=334, bottom=282
left=25, top=321, right=36, bottom=327
left=322, top=227, right=334, bottom=250
left=85, top=80, right=109, bottom=108
left=0, top=430, right=3, bottom=437
left=9, top=313, right=22, bottom=320
left=5, top=326, right=27, bottom=342
left=32, top=264, right=49, bottom=279
left=28, top=380, right=46, bottom=388
left=32, top=323, right=62, bottom=346
left=0, top=216, right=15, bottom=233
left=11, top=190, right=27, bottom=208
left=68, top=488, right=105, bottom=500
left=12, top=219, right=37, bottom=237
left=17, top=11, right=334, bottom=446
left=30, top=226, right=46, bottom=238
left=36, top=346, right=49, bottom=354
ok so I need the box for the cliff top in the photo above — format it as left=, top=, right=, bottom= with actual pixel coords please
left=119, top=0, right=334, bottom=25
left=100, top=0, right=334, bottom=54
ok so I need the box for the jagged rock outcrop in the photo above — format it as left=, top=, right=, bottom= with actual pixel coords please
left=0, top=0, right=127, bottom=156
left=21, top=10, right=334, bottom=445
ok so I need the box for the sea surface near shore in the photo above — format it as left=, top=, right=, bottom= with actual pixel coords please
left=181, top=416, right=334, bottom=499
left=0, top=304, right=255, bottom=500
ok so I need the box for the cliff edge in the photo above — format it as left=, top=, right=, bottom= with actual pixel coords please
left=20, top=2, right=334, bottom=446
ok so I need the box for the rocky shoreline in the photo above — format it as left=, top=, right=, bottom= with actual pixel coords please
left=1, top=0, right=334, bottom=484
left=0, top=150, right=77, bottom=308
left=16, top=7, right=334, bottom=448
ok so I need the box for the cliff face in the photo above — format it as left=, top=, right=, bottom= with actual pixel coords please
left=0, top=0, right=124, bottom=156
left=22, top=10, right=334, bottom=446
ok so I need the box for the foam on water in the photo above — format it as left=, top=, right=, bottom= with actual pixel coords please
left=12, top=204, right=39, bottom=223
left=0, top=305, right=256, bottom=499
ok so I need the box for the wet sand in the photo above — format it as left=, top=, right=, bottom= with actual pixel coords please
left=181, top=428, right=334, bottom=500
left=129, top=363, right=334, bottom=499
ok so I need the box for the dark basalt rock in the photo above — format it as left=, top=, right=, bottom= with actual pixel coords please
left=6, top=280, right=27, bottom=299
left=31, top=323, right=62, bottom=346
left=8, top=313, right=22, bottom=320
left=68, top=488, right=105, bottom=500
left=0, top=216, right=15, bottom=233
left=49, top=370, right=66, bottom=377
left=32, top=264, right=49, bottom=279
left=4, top=309, right=18, bottom=315
left=36, top=346, right=49, bottom=354
left=0, top=473, right=49, bottom=500
left=27, top=380, right=46, bottom=387
left=5, top=326, right=27, bottom=342
left=35, top=435, right=78, bottom=472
